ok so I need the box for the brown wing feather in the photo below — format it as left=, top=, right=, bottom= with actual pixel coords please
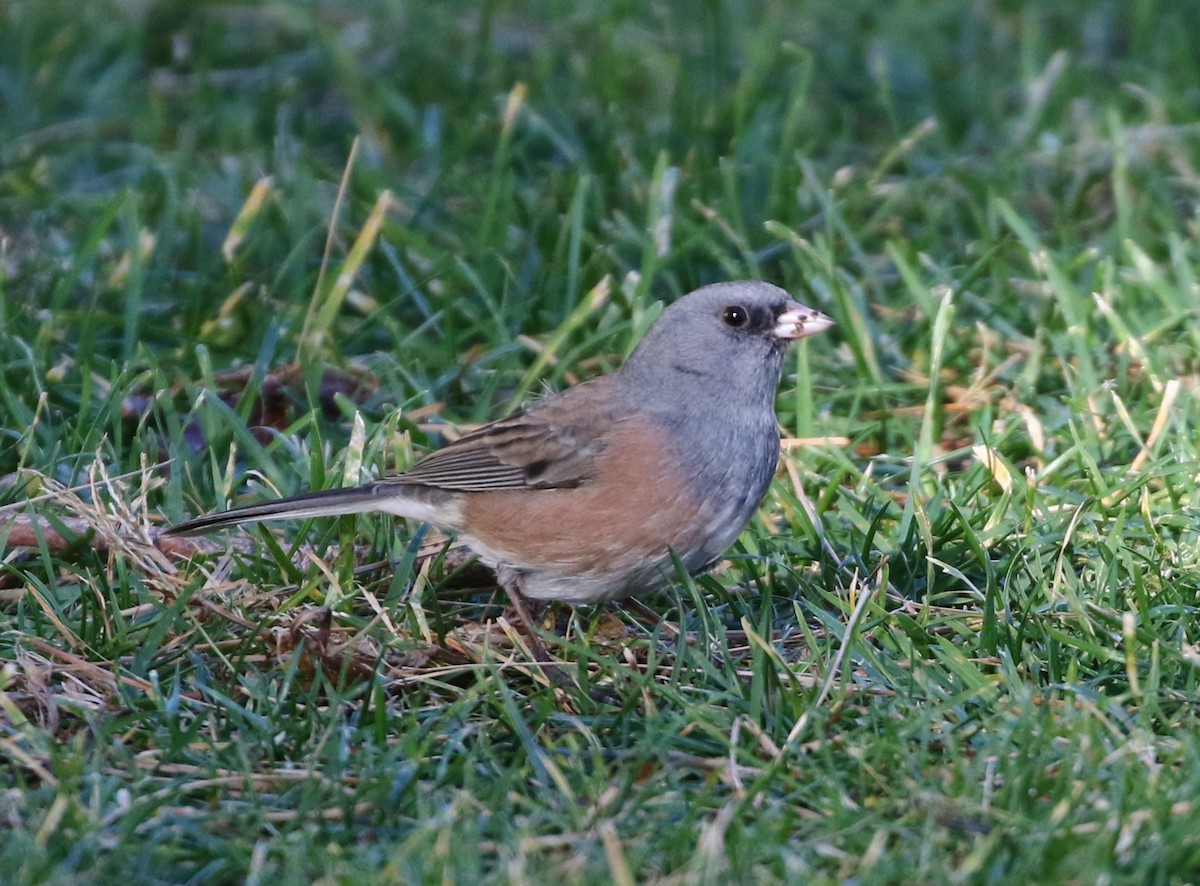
left=384, top=378, right=623, bottom=493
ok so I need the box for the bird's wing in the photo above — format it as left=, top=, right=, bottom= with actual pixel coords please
left=388, top=378, right=623, bottom=492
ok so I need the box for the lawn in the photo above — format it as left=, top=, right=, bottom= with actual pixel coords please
left=3, top=0, right=1200, bottom=882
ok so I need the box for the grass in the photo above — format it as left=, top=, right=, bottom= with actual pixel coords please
left=3, top=0, right=1200, bottom=882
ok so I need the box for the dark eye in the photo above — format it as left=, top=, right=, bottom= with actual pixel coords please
left=722, top=305, right=749, bottom=328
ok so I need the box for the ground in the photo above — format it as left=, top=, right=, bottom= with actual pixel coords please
left=2, top=1, right=1200, bottom=882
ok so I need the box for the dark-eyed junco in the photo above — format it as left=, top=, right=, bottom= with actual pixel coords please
left=166, top=281, right=833, bottom=609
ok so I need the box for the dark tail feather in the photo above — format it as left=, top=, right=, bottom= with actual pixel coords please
left=163, top=485, right=389, bottom=537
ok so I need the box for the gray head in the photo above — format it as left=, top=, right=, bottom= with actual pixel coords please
left=619, top=281, right=834, bottom=415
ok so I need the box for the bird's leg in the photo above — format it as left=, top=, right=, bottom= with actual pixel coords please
left=498, top=570, right=575, bottom=690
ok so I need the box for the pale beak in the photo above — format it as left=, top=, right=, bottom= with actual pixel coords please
left=773, top=301, right=835, bottom=340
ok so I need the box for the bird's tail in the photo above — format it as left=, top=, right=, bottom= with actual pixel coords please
left=163, top=485, right=392, bottom=537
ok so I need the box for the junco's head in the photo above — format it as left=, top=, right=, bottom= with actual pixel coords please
left=622, top=281, right=830, bottom=414
left=166, top=281, right=834, bottom=609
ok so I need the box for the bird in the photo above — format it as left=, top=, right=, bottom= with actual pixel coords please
left=165, top=281, right=833, bottom=615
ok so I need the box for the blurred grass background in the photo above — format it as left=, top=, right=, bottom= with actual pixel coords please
left=3, top=0, right=1200, bottom=882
